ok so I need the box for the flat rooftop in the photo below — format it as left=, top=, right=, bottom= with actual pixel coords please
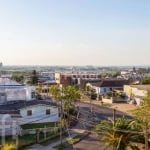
left=0, top=78, right=22, bottom=86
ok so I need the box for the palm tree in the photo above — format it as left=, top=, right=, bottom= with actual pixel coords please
left=63, top=86, right=80, bottom=111
left=3, top=144, right=17, bottom=150
left=95, top=117, right=140, bottom=150
left=49, top=85, right=62, bottom=101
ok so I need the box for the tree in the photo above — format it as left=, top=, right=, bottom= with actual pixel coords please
left=49, top=85, right=63, bottom=145
left=11, top=74, right=24, bottom=83
left=3, top=144, right=17, bottom=150
left=133, top=90, right=150, bottom=123
left=141, top=78, right=150, bottom=85
left=133, top=67, right=136, bottom=73
left=95, top=117, right=140, bottom=150
left=30, top=70, right=38, bottom=85
left=63, top=86, right=80, bottom=114
left=50, top=85, right=80, bottom=124
left=132, top=90, right=150, bottom=150
left=49, top=85, right=62, bottom=101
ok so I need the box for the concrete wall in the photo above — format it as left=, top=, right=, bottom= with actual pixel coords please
left=0, top=86, right=36, bottom=103
left=124, top=85, right=146, bottom=105
left=102, top=97, right=113, bottom=104
left=124, top=85, right=147, bottom=98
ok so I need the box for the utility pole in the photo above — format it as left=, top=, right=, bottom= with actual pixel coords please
left=113, top=108, right=116, bottom=126
left=113, top=108, right=116, bottom=150
left=145, top=122, right=149, bottom=150
left=60, top=99, right=63, bottom=145
left=90, top=98, right=92, bottom=113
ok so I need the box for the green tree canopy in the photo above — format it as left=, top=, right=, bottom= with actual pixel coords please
left=95, top=117, right=140, bottom=150
left=50, top=85, right=80, bottom=114
left=30, top=70, right=38, bottom=85
left=141, top=78, right=150, bottom=85
left=133, top=90, right=150, bottom=125
left=11, top=74, right=24, bottom=83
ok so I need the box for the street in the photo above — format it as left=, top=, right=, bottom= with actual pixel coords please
left=26, top=101, right=133, bottom=150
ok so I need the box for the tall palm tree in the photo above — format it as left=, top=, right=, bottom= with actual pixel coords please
left=95, top=117, right=140, bottom=150
left=49, top=85, right=62, bottom=101
left=63, top=86, right=80, bottom=113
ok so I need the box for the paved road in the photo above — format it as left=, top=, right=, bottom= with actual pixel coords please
left=27, top=102, right=133, bottom=150
left=74, top=132, right=111, bottom=150
left=71, top=102, right=133, bottom=150
left=77, top=102, right=132, bottom=123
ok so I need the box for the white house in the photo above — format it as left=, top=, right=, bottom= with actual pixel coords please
left=124, top=85, right=150, bottom=105
left=0, top=77, right=36, bottom=103
left=87, top=79, right=128, bottom=95
left=0, top=100, right=59, bottom=125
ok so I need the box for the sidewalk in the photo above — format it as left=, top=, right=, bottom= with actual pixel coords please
left=26, top=128, right=88, bottom=150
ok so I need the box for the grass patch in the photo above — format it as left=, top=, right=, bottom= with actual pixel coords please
left=54, top=135, right=83, bottom=150
left=41, top=132, right=68, bottom=146
left=0, top=134, right=36, bottom=150
left=101, top=103, right=112, bottom=107
left=21, top=122, right=58, bottom=129
left=18, top=134, right=36, bottom=148
left=67, top=135, right=82, bottom=144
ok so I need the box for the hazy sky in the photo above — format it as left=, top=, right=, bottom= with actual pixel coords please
left=0, top=0, right=150, bottom=66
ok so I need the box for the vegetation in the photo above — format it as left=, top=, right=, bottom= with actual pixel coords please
left=21, top=122, right=57, bottom=129
left=3, top=144, right=17, bottom=150
left=49, top=85, right=62, bottom=101
left=112, top=71, right=121, bottom=77
left=54, top=135, right=83, bottom=150
left=95, top=90, right=150, bottom=150
left=141, top=78, right=150, bottom=85
left=133, top=90, right=150, bottom=126
left=95, top=117, right=140, bottom=150
left=85, top=85, right=97, bottom=99
left=137, top=68, right=150, bottom=74
left=63, top=86, right=80, bottom=113
left=29, top=70, right=38, bottom=85
left=50, top=85, right=80, bottom=114
left=41, top=132, right=68, bottom=146
left=11, top=74, right=24, bottom=83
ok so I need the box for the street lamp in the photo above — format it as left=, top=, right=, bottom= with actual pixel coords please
left=59, top=84, right=63, bottom=145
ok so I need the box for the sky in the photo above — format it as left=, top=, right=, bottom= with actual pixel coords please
left=0, top=0, right=150, bottom=66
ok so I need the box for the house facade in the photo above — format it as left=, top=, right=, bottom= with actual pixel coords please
left=0, top=100, right=59, bottom=125
left=20, top=103, right=59, bottom=124
left=87, top=79, right=128, bottom=95
left=0, top=78, right=36, bottom=103
left=124, top=85, right=150, bottom=105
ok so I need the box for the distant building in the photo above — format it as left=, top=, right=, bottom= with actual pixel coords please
left=0, top=78, right=36, bottom=103
left=55, top=72, right=101, bottom=87
left=55, top=73, right=72, bottom=86
left=87, top=79, right=128, bottom=95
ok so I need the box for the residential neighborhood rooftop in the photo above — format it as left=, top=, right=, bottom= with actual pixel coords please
left=0, top=77, right=23, bottom=86
left=91, top=79, right=128, bottom=87
left=0, top=100, right=57, bottom=114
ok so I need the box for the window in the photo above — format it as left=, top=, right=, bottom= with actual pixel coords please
left=46, top=109, right=50, bottom=115
left=31, top=92, right=35, bottom=98
left=104, top=88, right=106, bottom=93
left=27, top=110, right=32, bottom=116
